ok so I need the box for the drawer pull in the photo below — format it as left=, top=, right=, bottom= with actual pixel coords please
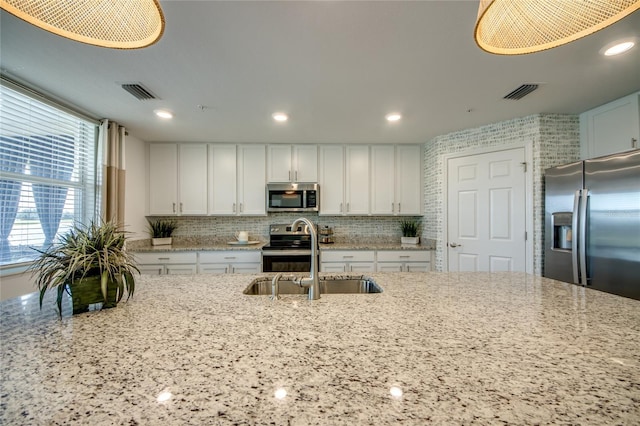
left=343, top=255, right=354, bottom=259
left=158, top=257, right=170, bottom=260
left=224, top=256, right=236, bottom=260
left=399, top=255, right=410, bottom=258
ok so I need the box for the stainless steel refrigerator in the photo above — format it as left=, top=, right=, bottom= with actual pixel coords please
left=544, top=149, right=640, bottom=300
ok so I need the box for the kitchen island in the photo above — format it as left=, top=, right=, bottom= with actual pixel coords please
left=1, top=272, right=639, bottom=425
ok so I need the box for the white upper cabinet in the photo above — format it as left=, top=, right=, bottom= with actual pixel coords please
left=267, top=145, right=318, bottom=183
left=178, top=144, right=208, bottom=215
left=209, top=144, right=266, bottom=216
left=148, top=143, right=207, bottom=215
left=318, top=145, right=345, bottom=215
left=208, top=145, right=237, bottom=215
left=371, top=145, right=421, bottom=215
left=149, top=144, right=178, bottom=215
left=149, top=142, right=419, bottom=217
left=371, top=146, right=395, bottom=215
left=237, top=145, right=266, bottom=215
left=345, top=146, right=370, bottom=215
left=319, top=145, right=370, bottom=216
left=581, top=92, right=640, bottom=159
left=395, top=145, right=422, bottom=215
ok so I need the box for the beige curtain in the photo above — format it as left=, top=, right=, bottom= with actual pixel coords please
left=100, top=119, right=126, bottom=229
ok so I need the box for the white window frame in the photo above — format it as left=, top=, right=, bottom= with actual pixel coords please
left=0, top=78, right=100, bottom=268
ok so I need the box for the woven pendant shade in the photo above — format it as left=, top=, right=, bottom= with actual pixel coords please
left=0, top=0, right=165, bottom=49
left=475, top=0, right=640, bottom=55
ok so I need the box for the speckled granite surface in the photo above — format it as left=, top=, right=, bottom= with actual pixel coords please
left=129, top=238, right=434, bottom=252
left=319, top=241, right=434, bottom=251
left=128, top=238, right=266, bottom=252
left=2, top=272, right=639, bottom=425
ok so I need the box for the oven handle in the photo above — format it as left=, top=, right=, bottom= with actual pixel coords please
left=261, top=250, right=313, bottom=256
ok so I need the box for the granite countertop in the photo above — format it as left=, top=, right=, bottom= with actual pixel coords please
left=128, top=239, right=267, bottom=252
left=319, top=241, right=434, bottom=251
left=2, top=272, right=639, bottom=425
left=129, top=238, right=434, bottom=252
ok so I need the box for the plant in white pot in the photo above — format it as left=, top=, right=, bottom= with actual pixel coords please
left=400, top=219, right=421, bottom=244
left=30, top=220, right=138, bottom=317
left=148, top=219, right=177, bottom=246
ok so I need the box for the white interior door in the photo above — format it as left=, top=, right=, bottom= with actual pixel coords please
left=447, top=148, right=526, bottom=272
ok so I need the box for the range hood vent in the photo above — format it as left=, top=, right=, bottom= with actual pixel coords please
left=121, top=83, right=158, bottom=100
left=503, top=84, right=539, bottom=100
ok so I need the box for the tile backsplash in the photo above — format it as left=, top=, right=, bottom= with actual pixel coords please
left=143, top=213, right=423, bottom=243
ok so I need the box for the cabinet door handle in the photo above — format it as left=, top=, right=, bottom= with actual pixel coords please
left=240, top=203, right=244, bottom=213
left=295, top=170, right=298, bottom=181
left=398, top=203, right=401, bottom=213
left=172, top=202, right=176, bottom=213
left=180, top=202, right=183, bottom=213
left=633, top=138, right=638, bottom=149
left=391, top=202, right=394, bottom=212
left=289, top=170, right=291, bottom=181
left=340, top=203, right=343, bottom=212
left=347, top=203, right=350, bottom=212
left=233, top=203, right=236, bottom=213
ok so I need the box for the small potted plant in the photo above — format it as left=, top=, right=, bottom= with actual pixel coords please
left=148, top=218, right=177, bottom=246
left=400, top=219, right=421, bottom=244
left=30, top=220, right=138, bottom=316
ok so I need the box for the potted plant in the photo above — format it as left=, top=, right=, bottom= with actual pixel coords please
left=400, top=219, right=421, bottom=244
left=148, top=218, right=177, bottom=246
left=30, top=220, right=138, bottom=316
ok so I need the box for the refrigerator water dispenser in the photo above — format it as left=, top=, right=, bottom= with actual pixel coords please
left=552, top=212, right=573, bottom=250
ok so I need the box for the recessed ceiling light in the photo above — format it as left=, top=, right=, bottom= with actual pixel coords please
left=386, top=113, right=402, bottom=122
left=272, top=112, right=288, bottom=122
left=154, top=109, right=173, bottom=119
left=603, top=41, right=635, bottom=56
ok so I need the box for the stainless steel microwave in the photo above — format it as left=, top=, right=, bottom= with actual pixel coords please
left=266, top=183, right=319, bottom=212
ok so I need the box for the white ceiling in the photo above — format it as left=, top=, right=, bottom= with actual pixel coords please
left=1, top=1, right=639, bottom=144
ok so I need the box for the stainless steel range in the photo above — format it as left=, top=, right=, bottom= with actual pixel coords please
left=261, top=223, right=315, bottom=273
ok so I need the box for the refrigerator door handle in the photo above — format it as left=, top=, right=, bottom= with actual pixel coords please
left=571, top=190, right=581, bottom=284
left=578, top=188, right=590, bottom=286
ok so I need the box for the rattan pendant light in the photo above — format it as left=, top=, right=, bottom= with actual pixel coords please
left=0, top=0, right=165, bottom=49
left=475, top=0, right=640, bottom=55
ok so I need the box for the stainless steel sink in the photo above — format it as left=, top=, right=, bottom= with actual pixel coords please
left=243, top=276, right=382, bottom=295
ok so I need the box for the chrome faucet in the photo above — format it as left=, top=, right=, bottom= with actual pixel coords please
left=292, top=217, right=320, bottom=300
left=270, top=273, right=282, bottom=301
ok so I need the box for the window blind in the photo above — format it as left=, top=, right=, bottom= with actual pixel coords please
left=0, top=82, right=98, bottom=266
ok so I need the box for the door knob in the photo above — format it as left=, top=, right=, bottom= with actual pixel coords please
left=449, top=242, right=462, bottom=248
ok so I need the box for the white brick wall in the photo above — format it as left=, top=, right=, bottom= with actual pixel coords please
left=423, top=113, right=580, bottom=274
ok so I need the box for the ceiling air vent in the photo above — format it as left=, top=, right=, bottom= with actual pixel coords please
left=121, top=83, right=158, bottom=100
left=503, top=84, right=539, bottom=100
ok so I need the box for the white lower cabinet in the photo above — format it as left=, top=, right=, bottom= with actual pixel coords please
left=376, top=250, right=431, bottom=272
left=320, top=250, right=375, bottom=273
left=198, top=251, right=261, bottom=274
left=134, top=252, right=198, bottom=275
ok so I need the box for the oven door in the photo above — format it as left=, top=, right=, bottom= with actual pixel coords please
left=262, top=250, right=313, bottom=273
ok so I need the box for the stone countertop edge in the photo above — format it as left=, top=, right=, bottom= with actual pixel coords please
left=318, top=241, right=434, bottom=251
left=128, top=240, right=434, bottom=252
